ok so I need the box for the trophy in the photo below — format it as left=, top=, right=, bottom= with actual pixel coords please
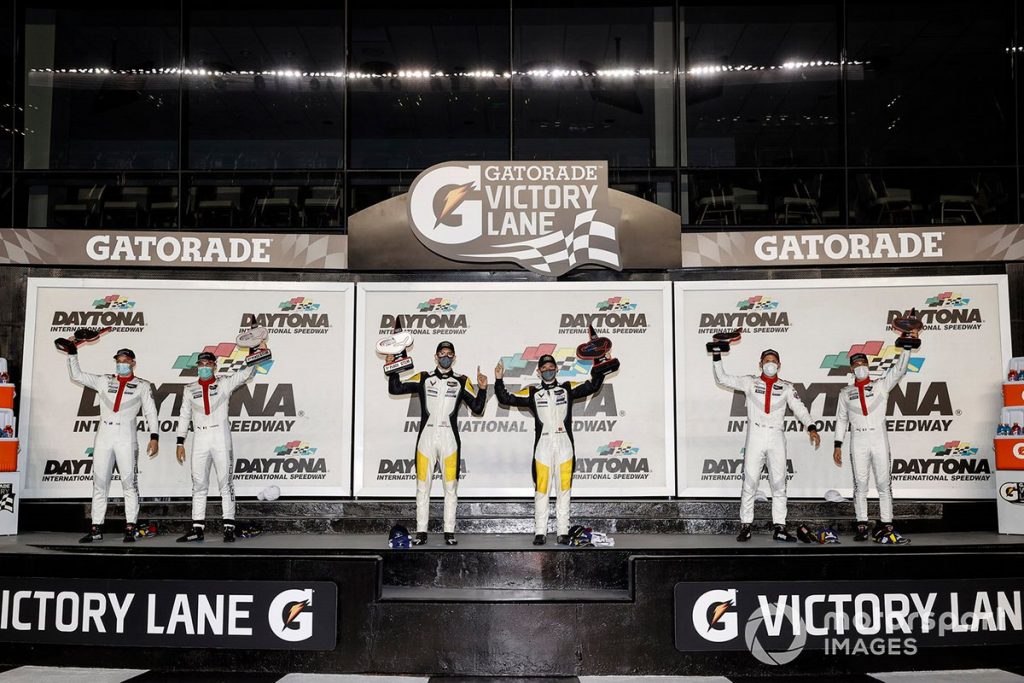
left=893, top=308, right=923, bottom=349
left=576, top=325, right=619, bottom=376
left=376, top=316, right=414, bottom=375
left=54, top=327, right=112, bottom=354
left=236, top=323, right=272, bottom=366
left=706, top=328, right=742, bottom=354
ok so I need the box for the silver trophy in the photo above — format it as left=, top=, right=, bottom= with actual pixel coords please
left=376, top=315, right=414, bottom=375
left=236, top=323, right=272, bottom=366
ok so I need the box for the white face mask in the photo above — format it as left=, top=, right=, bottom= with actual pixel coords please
left=853, top=365, right=870, bottom=380
left=761, top=362, right=778, bottom=378
left=115, top=362, right=132, bottom=376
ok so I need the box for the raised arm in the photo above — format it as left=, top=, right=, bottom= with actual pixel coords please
left=494, top=379, right=532, bottom=408
left=388, top=371, right=423, bottom=395
left=569, top=370, right=605, bottom=400
left=67, top=355, right=107, bottom=392
left=880, top=348, right=912, bottom=393
left=460, top=376, right=487, bottom=415
left=220, top=364, right=258, bottom=394
left=712, top=358, right=747, bottom=392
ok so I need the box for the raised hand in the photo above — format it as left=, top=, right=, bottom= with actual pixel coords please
left=494, top=360, right=504, bottom=380
left=476, top=365, right=488, bottom=389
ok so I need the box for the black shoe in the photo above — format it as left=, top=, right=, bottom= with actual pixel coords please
left=556, top=534, right=570, bottom=545
left=736, top=524, right=752, bottom=542
left=176, top=525, right=204, bottom=543
left=412, top=532, right=428, bottom=546
left=122, top=524, right=136, bottom=543
left=796, top=524, right=815, bottom=543
left=223, top=526, right=236, bottom=543
left=772, top=524, right=797, bottom=542
left=854, top=522, right=870, bottom=542
left=444, top=532, right=457, bottom=546
left=533, top=534, right=546, bottom=546
left=79, top=525, right=102, bottom=543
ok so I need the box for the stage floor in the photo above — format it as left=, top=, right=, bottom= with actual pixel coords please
left=4, top=530, right=1024, bottom=553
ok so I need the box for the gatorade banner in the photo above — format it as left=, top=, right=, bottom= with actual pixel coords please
left=21, top=278, right=354, bottom=498
left=676, top=275, right=1011, bottom=499
left=354, top=282, right=674, bottom=497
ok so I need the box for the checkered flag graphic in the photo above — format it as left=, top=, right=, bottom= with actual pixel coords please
left=461, top=210, right=621, bottom=276
left=220, top=357, right=247, bottom=374
left=0, top=490, right=15, bottom=513
left=873, top=357, right=900, bottom=374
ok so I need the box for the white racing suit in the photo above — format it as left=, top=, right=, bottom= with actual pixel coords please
left=834, top=349, right=912, bottom=523
left=389, top=369, right=487, bottom=533
left=67, top=357, right=159, bottom=526
left=495, top=373, right=604, bottom=536
left=176, top=366, right=256, bottom=523
left=713, top=360, right=816, bottom=526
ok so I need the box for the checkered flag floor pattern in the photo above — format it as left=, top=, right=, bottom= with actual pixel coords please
left=2, top=667, right=1021, bottom=682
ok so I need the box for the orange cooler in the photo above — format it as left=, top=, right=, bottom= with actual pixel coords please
left=0, top=385, right=13, bottom=411
left=995, top=436, right=1024, bottom=470
left=1004, top=383, right=1024, bottom=407
left=0, top=439, right=17, bottom=472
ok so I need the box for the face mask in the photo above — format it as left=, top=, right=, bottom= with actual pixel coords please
left=853, top=365, right=870, bottom=380
left=541, top=369, right=557, bottom=382
left=761, top=362, right=778, bottom=378
left=198, top=366, right=214, bottom=380
left=116, top=363, right=132, bottom=376
left=437, top=356, right=454, bottom=370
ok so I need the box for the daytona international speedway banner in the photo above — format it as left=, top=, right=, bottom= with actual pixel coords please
left=675, top=275, right=1011, bottom=499
left=354, top=282, right=674, bottom=497
left=20, top=278, right=354, bottom=498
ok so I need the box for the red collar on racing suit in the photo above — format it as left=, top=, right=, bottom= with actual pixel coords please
left=198, top=376, right=216, bottom=415
left=854, top=376, right=871, bottom=416
left=113, top=374, right=134, bottom=412
left=759, top=374, right=777, bottom=413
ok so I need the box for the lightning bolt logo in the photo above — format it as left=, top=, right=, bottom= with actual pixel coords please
left=282, top=600, right=309, bottom=631
left=433, top=181, right=475, bottom=229
left=708, top=600, right=733, bottom=631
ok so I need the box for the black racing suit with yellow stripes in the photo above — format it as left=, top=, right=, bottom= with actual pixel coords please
left=494, top=372, right=604, bottom=536
left=389, top=369, right=487, bottom=533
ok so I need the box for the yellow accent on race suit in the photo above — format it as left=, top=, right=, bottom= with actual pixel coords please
left=535, top=460, right=550, bottom=494
left=559, top=458, right=573, bottom=491
left=444, top=451, right=459, bottom=483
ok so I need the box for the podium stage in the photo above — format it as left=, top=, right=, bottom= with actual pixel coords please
left=0, top=496, right=1020, bottom=678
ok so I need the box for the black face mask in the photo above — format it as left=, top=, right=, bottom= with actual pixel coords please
left=438, top=356, right=454, bottom=370
left=541, top=369, right=557, bottom=382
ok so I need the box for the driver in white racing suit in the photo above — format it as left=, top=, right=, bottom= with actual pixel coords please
left=833, top=344, right=915, bottom=545
left=175, top=349, right=261, bottom=543
left=66, top=346, right=160, bottom=544
left=493, top=353, right=610, bottom=545
left=712, top=348, right=821, bottom=542
left=387, top=341, right=488, bottom=546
